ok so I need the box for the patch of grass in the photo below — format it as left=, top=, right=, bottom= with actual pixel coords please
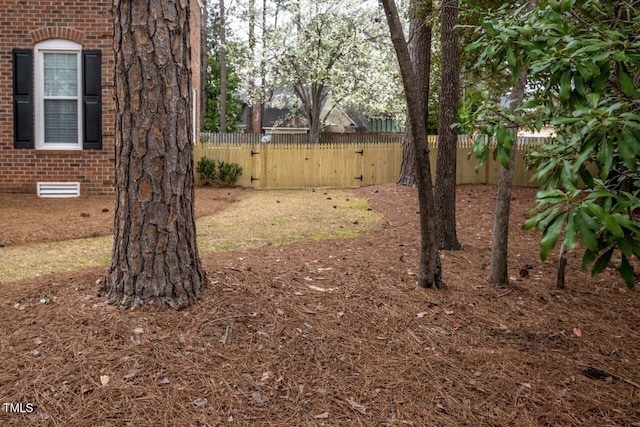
left=0, top=236, right=113, bottom=283
left=196, top=189, right=384, bottom=252
left=0, top=189, right=384, bottom=284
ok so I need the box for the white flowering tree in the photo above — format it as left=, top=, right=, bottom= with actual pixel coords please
left=228, top=0, right=405, bottom=141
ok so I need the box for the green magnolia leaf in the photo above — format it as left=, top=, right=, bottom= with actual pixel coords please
left=587, top=202, right=624, bottom=238
left=582, top=248, right=597, bottom=270
left=618, top=62, right=640, bottom=98
left=523, top=216, right=538, bottom=230
left=585, top=201, right=606, bottom=220
left=497, top=145, right=511, bottom=169
left=540, top=211, right=567, bottom=261
left=598, top=136, right=614, bottom=179
left=560, top=160, right=577, bottom=191
left=577, top=63, right=593, bottom=82
left=559, top=70, right=572, bottom=103
left=496, top=123, right=507, bottom=145
left=591, top=247, right=614, bottom=276
left=619, top=255, right=635, bottom=289
left=620, top=129, right=640, bottom=171
left=536, top=190, right=565, bottom=206
left=563, top=212, right=578, bottom=252
left=603, top=214, right=624, bottom=238
left=534, top=116, right=543, bottom=132
left=578, top=165, right=595, bottom=188
left=618, top=235, right=634, bottom=257
left=574, top=74, right=585, bottom=96
left=576, top=209, right=599, bottom=252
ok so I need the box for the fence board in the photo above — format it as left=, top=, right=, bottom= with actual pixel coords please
left=194, top=133, right=545, bottom=189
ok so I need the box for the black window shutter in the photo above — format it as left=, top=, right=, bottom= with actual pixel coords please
left=12, top=49, right=34, bottom=149
left=82, top=50, right=102, bottom=149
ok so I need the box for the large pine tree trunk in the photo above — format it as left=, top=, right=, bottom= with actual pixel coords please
left=382, top=0, right=443, bottom=289
left=435, top=0, right=461, bottom=250
left=107, top=0, right=207, bottom=309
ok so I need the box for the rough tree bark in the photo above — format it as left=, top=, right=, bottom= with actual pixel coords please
left=106, top=0, right=207, bottom=309
left=434, top=0, right=462, bottom=250
left=397, top=0, right=431, bottom=187
left=381, top=0, right=444, bottom=289
left=219, top=0, right=227, bottom=132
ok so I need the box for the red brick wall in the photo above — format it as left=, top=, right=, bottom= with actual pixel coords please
left=0, top=0, right=204, bottom=195
left=0, top=0, right=115, bottom=195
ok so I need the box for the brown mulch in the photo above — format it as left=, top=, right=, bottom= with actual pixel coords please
left=0, top=184, right=639, bottom=426
left=0, top=187, right=249, bottom=246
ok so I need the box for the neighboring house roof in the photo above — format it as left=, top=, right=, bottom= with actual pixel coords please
left=262, top=107, right=307, bottom=129
left=342, top=107, right=369, bottom=132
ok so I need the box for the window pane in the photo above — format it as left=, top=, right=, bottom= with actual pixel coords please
left=44, top=100, right=78, bottom=143
left=44, top=53, right=78, bottom=97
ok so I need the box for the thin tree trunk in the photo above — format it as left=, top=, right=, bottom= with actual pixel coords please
left=381, top=0, right=443, bottom=289
left=219, top=0, right=227, bottom=132
left=488, top=71, right=529, bottom=285
left=107, top=0, right=206, bottom=309
left=397, top=1, right=430, bottom=187
left=246, top=0, right=258, bottom=133
left=245, top=105, right=254, bottom=133
left=397, top=123, right=416, bottom=186
left=435, top=0, right=461, bottom=250
left=556, top=245, right=567, bottom=289
left=200, top=5, right=208, bottom=128
left=308, top=95, right=322, bottom=144
left=488, top=0, right=536, bottom=285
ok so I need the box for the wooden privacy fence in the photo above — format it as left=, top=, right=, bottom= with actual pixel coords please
left=195, top=134, right=546, bottom=189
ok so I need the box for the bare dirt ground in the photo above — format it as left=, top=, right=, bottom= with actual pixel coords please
left=0, top=184, right=639, bottom=426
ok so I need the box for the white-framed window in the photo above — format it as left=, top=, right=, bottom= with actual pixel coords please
left=34, top=39, right=82, bottom=150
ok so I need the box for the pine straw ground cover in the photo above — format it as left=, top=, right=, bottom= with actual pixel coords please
left=0, top=184, right=639, bottom=426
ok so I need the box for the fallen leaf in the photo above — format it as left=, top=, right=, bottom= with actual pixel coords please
left=260, top=371, right=272, bottom=382
left=444, top=310, right=454, bottom=315
left=100, top=375, right=110, bottom=386
left=416, top=311, right=428, bottom=318
left=252, top=390, right=263, bottom=405
left=573, top=328, right=582, bottom=337
left=123, top=369, right=138, bottom=381
left=193, top=398, right=208, bottom=407
left=453, top=323, right=462, bottom=330
left=315, top=412, right=330, bottom=419
left=133, top=327, right=144, bottom=335
left=346, top=398, right=367, bottom=415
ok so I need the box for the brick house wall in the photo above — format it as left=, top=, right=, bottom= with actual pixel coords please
left=0, top=0, right=204, bottom=195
